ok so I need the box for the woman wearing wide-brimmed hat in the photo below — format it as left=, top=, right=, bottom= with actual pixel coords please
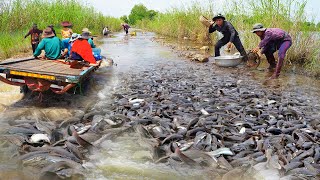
left=251, top=23, right=292, bottom=79
left=33, top=27, right=64, bottom=60
left=70, top=31, right=97, bottom=65
left=61, top=21, right=73, bottom=39
left=208, top=13, right=247, bottom=61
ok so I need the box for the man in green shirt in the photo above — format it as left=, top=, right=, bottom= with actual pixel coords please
left=34, top=27, right=64, bottom=60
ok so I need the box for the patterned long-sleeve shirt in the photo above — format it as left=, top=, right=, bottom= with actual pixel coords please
left=259, top=28, right=291, bottom=53
left=25, top=28, right=43, bottom=44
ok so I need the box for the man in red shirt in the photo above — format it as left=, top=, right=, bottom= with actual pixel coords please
left=70, top=32, right=97, bottom=65
left=24, top=23, right=43, bottom=53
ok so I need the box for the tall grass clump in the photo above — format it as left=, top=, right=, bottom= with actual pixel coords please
left=137, top=1, right=215, bottom=44
left=138, top=0, right=320, bottom=76
left=0, top=0, right=122, bottom=59
left=0, top=32, right=30, bottom=58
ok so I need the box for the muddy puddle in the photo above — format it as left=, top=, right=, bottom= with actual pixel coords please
left=0, top=31, right=319, bottom=180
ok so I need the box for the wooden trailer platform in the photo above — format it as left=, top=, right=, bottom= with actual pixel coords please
left=0, top=57, right=99, bottom=94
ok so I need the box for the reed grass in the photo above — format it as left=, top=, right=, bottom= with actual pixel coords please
left=0, top=0, right=122, bottom=59
left=138, top=0, right=320, bottom=76
left=137, top=1, right=215, bottom=44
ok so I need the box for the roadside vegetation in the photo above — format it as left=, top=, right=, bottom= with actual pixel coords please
left=0, top=0, right=122, bottom=59
left=136, top=0, right=320, bottom=76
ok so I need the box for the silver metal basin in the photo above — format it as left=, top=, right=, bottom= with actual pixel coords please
left=214, top=55, right=243, bottom=67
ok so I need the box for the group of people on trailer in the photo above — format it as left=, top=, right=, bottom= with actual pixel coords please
left=24, top=21, right=101, bottom=66
left=209, top=14, right=292, bottom=79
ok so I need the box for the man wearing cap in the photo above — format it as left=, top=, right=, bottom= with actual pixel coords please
left=209, top=14, right=247, bottom=61
left=82, top=28, right=96, bottom=48
left=33, top=27, right=64, bottom=60
left=70, top=31, right=96, bottom=65
left=251, top=23, right=292, bottom=79
left=24, top=23, right=43, bottom=53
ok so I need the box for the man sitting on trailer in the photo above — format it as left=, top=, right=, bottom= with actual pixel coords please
left=34, top=28, right=65, bottom=60
left=70, top=31, right=97, bottom=65
left=82, top=28, right=96, bottom=48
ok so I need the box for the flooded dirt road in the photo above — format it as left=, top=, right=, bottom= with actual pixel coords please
left=0, top=32, right=319, bottom=180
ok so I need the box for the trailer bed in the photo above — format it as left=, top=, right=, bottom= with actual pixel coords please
left=0, top=57, right=96, bottom=83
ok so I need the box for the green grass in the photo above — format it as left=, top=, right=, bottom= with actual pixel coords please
left=137, top=1, right=215, bottom=43
left=0, top=32, right=30, bottom=59
left=137, top=0, right=320, bottom=76
left=0, top=0, right=122, bottom=59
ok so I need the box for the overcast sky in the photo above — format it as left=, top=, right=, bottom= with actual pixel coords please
left=87, top=0, right=320, bottom=22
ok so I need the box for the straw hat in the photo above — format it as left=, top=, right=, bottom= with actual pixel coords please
left=251, top=23, right=266, bottom=33
left=61, top=21, right=72, bottom=27
left=82, top=28, right=91, bottom=34
left=42, top=27, right=55, bottom=38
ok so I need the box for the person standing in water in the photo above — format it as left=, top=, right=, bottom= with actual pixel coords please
left=251, top=23, right=292, bottom=79
left=208, top=13, right=248, bottom=61
left=103, top=26, right=109, bottom=36
left=121, top=23, right=130, bottom=35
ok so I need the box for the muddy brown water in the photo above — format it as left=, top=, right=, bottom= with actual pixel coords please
left=0, top=32, right=319, bottom=180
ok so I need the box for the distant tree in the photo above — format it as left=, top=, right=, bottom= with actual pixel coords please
left=120, top=15, right=129, bottom=24
left=128, top=4, right=148, bottom=24
left=147, top=10, right=158, bottom=20
left=128, top=4, right=158, bottom=24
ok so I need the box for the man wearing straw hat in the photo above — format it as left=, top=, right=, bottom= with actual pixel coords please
left=251, top=23, right=292, bottom=79
left=209, top=13, right=247, bottom=61
left=33, top=27, right=64, bottom=60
